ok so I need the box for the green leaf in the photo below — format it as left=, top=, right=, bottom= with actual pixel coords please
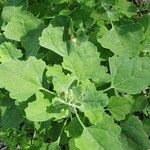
left=100, top=23, right=143, bottom=56
left=63, top=41, right=110, bottom=83
left=117, top=0, right=136, bottom=18
left=0, top=57, right=46, bottom=101
left=69, top=139, right=80, bottom=150
left=21, top=24, right=44, bottom=56
left=25, top=92, right=51, bottom=122
left=139, top=15, right=150, bottom=55
left=2, top=105, right=23, bottom=128
left=4, top=0, right=26, bottom=6
left=0, top=42, right=22, bottom=62
left=77, top=0, right=95, bottom=7
left=47, top=98, right=69, bottom=120
left=108, top=96, right=132, bottom=121
left=0, top=93, right=14, bottom=116
left=46, top=65, right=74, bottom=94
left=143, top=119, right=150, bottom=135
left=65, top=117, right=83, bottom=138
left=66, top=80, right=109, bottom=111
left=3, top=11, right=42, bottom=41
left=2, top=6, right=22, bottom=22
left=121, top=116, right=150, bottom=150
left=75, top=115, right=123, bottom=150
left=139, top=14, right=150, bottom=38
left=109, top=56, right=150, bottom=94
left=80, top=81, right=109, bottom=110
left=84, top=108, right=104, bottom=124
left=141, top=37, right=150, bottom=54
left=131, top=95, right=148, bottom=112
left=25, top=92, right=68, bottom=122
left=40, top=142, right=60, bottom=150
left=39, top=24, right=67, bottom=57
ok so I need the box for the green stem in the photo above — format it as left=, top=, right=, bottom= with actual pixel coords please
left=41, top=87, right=57, bottom=96
left=57, top=117, right=69, bottom=144
left=74, top=108, right=85, bottom=128
left=102, top=86, right=113, bottom=92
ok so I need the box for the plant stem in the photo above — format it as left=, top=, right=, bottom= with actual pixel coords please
left=102, top=86, right=113, bottom=92
left=57, top=117, right=69, bottom=144
left=41, top=87, right=56, bottom=96
left=74, top=108, right=85, bottom=128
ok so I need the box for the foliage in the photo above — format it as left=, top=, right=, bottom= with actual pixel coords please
left=0, top=0, right=150, bottom=149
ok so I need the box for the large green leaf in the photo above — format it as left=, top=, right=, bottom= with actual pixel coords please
left=121, top=116, right=150, bottom=150
left=109, top=56, right=150, bottom=94
left=0, top=42, right=22, bottom=62
left=39, top=24, right=67, bottom=57
left=100, top=23, right=143, bottom=56
left=75, top=115, right=123, bottom=150
left=3, top=11, right=42, bottom=41
left=63, top=41, right=110, bottom=83
left=0, top=57, right=46, bottom=101
left=108, top=96, right=132, bottom=121
left=25, top=92, right=68, bottom=122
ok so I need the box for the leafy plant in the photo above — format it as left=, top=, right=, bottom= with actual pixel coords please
left=0, top=0, right=150, bottom=149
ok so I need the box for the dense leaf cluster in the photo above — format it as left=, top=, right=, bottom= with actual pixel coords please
left=0, top=0, right=150, bottom=149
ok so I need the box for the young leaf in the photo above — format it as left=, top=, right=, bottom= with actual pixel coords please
left=0, top=57, right=46, bottom=101
left=46, top=65, right=75, bottom=94
left=79, top=81, right=109, bottom=110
